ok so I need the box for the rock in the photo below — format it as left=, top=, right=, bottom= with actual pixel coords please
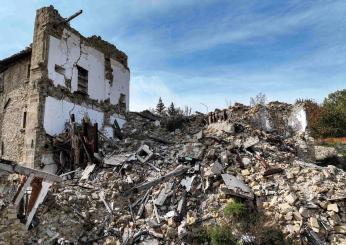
left=243, top=136, right=259, bottom=149
left=210, top=161, right=223, bottom=175
left=186, top=211, right=197, bottom=225
left=242, top=157, right=252, bottom=166
left=335, top=225, right=346, bottom=234
left=327, top=203, right=339, bottom=213
left=285, top=193, right=298, bottom=205
left=220, top=151, right=229, bottom=164
left=315, top=146, right=338, bottom=161
left=309, top=217, right=320, bottom=232
left=241, top=169, right=251, bottom=176
left=279, top=203, right=293, bottom=214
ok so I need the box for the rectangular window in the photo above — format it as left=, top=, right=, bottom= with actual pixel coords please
left=22, top=111, right=27, bottom=129
left=55, top=64, right=65, bottom=75
left=77, top=65, right=88, bottom=94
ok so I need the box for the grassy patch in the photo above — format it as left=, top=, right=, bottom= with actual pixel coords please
left=223, top=201, right=247, bottom=217
left=207, top=224, right=237, bottom=245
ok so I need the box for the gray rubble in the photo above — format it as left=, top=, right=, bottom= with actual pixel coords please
left=0, top=103, right=345, bottom=244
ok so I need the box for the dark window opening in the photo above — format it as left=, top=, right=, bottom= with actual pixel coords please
left=104, top=57, right=113, bottom=81
left=77, top=65, right=88, bottom=94
left=1, top=142, right=4, bottom=156
left=27, top=64, right=31, bottom=79
left=119, top=93, right=126, bottom=112
left=55, top=64, right=65, bottom=75
left=0, top=74, right=3, bottom=93
left=119, top=93, right=126, bottom=103
left=23, top=111, right=27, bottom=129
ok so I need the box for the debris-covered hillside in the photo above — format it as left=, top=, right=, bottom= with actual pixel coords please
left=1, top=102, right=346, bottom=245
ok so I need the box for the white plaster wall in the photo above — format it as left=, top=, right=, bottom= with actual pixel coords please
left=288, top=105, right=307, bottom=134
left=110, top=59, right=130, bottom=110
left=47, top=29, right=130, bottom=108
left=41, top=153, right=58, bottom=174
left=43, top=96, right=125, bottom=136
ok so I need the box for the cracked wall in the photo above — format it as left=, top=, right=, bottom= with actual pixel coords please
left=44, top=25, right=129, bottom=138
left=0, top=6, right=131, bottom=169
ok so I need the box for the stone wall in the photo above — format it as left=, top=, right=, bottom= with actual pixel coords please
left=24, top=6, right=130, bottom=169
left=1, top=55, right=30, bottom=94
left=0, top=6, right=130, bottom=168
left=0, top=85, right=29, bottom=163
left=0, top=55, right=31, bottom=163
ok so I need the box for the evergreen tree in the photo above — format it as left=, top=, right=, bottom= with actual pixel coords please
left=168, top=102, right=176, bottom=116
left=156, top=97, right=166, bottom=115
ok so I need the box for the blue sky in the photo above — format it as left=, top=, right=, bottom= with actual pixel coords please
left=0, top=0, right=346, bottom=112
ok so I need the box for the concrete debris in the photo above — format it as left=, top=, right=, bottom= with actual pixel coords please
left=136, top=144, right=154, bottom=163
left=221, top=174, right=254, bottom=200
left=210, top=161, right=224, bottom=175
left=0, top=102, right=346, bottom=244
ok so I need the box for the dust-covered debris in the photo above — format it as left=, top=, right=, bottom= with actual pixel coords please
left=0, top=103, right=346, bottom=245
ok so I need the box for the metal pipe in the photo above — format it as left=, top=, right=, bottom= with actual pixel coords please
left=55, top=10, right=83, bottom=27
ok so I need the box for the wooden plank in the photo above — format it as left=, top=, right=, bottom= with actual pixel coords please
left=25, top=181, right=52, bottom=230
left=123, top=165, right=189, bottom=196
left=80, top=164, right=95, bottom=181
left=14, top=174, right=34, bottom=206
left=0, top=162, right=62, bottom=182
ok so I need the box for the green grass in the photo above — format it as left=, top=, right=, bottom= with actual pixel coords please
left=223, top=201, right=247, bottom=217
left=207, top=225, right=237, bottom=245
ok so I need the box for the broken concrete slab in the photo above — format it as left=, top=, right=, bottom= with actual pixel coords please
left=221, top=174, right=254, bottom=200
left=154, top=182, right=174, bottom=206
left=242, top=136, right=260, bottom=149
left=210, top=161, right=224, bottom=175
left=136, top=145, right=154, bottom=163
left=180, top=175, right=196, bottom=192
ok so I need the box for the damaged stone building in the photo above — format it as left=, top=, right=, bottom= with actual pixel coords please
left=0, top=6, right=130, bottom=171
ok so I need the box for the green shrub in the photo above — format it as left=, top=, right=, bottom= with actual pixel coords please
left=223, top=201, right=247, bottom=217
left=257, top=228, right=287, bottom=245
left=319, top=90, right=346, bottom=137
left=207, top=224, right=237, bottom=245
left=195, top=227, right=210, bottom=243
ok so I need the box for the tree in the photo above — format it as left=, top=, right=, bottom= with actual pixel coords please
left=296, top=99, right=323, bottom=138
left=156, top=97, right=166, bottom=115
left=167, top=102, right=177, bottom=116
left=319, top=90, right=346, bottom=137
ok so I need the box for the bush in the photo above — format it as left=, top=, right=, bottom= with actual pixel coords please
left=298, top=90, right=346, bottom=138
left=299, top=99, right=323, bottom=138
left=207, top=224, right=237, bottom=245
left=223, top=201, right=247, bottom=217
left=164, top=115, right=185, bottom=132
left=318, top=90, right=346, bottom=137
left=257, top=228, right=288, bottom=245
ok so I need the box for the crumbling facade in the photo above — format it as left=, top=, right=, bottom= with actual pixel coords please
left=0, top=6, right=130, bottom=170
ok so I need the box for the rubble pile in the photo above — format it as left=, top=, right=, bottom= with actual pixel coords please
left=0, top=174, right=26, bottom=245
left=1, top=103, right=345, bottom=244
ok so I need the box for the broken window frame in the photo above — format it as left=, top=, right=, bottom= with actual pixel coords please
left=54, top=64, right=65, bottom=76
left=76, top=65, right=88, bottom=95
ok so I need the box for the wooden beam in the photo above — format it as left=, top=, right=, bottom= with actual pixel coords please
left=0, top=162, right=62, bottom=182
left=25, top=181, right=52, bottom=230
left=123, top=165, right=189, bottom=196
left=14, top=174, right=34, bottom=207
